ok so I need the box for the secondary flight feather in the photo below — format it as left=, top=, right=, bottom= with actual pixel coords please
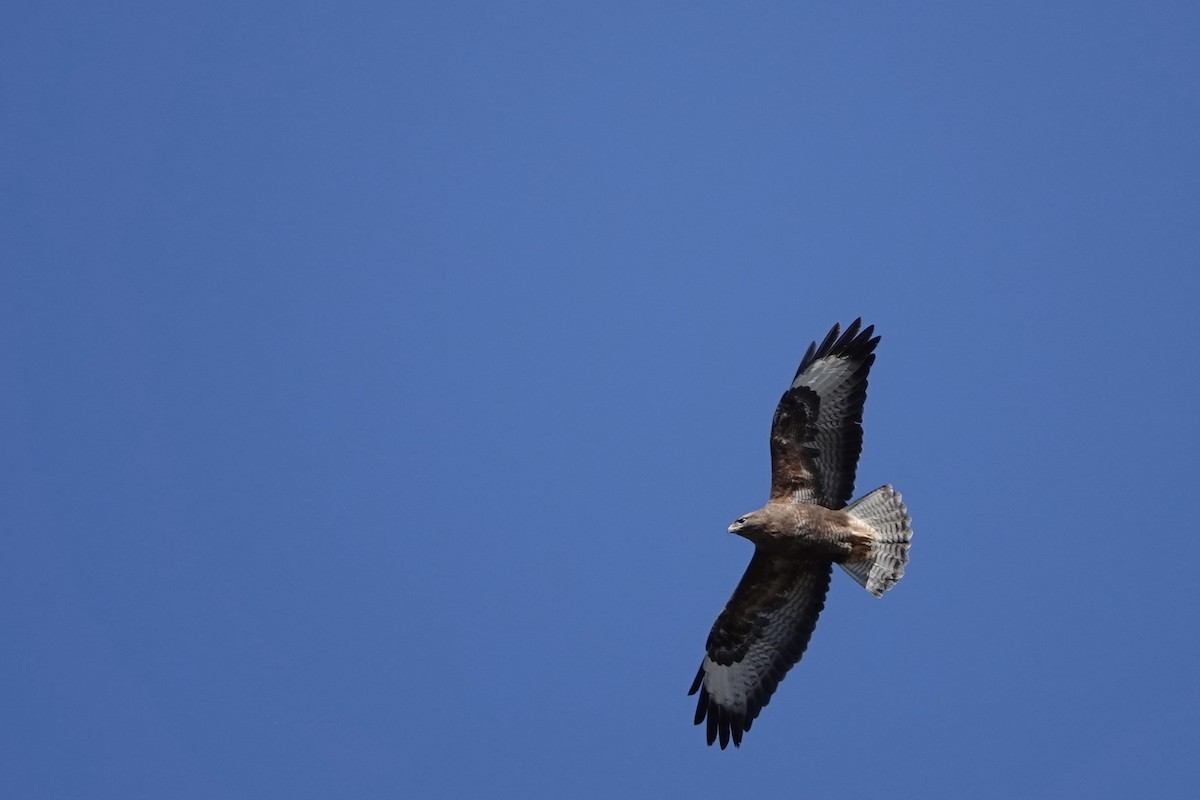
left=689, top=318, right=913, bottom=749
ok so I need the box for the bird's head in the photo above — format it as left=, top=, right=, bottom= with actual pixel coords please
left=728, top=508, right=771, bottom=543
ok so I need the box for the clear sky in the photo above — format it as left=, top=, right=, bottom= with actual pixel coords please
left=4, top=2, right=1200, bottom=798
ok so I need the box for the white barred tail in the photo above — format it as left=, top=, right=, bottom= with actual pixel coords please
left=840, top=485, right=912, bottom=597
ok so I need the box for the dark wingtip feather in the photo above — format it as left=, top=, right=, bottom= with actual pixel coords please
left=817, top=321, right=841, bottom=355
left=793, top=339, right=818, bottom=382
left=694, top=685, right=746, bottom=749
left=692, top=684, right=752, bottom=749
left=795, top=318, right=880, bottom=376
left=687, top=664, right=704, bottom=696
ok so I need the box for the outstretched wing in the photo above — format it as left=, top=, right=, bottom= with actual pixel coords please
left=769, top=318, right=880, bottom=509
left=688, top=551, right=832, bottom=749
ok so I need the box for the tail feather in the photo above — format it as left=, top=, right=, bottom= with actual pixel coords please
left=840, top=485, right=912, bottom=597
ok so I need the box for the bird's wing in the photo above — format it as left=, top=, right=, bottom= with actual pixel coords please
left=769, top=318, right=879, bottom=509
left=688, top=550, right=832, bottom=749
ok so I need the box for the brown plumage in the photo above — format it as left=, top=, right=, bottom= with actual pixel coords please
left=689, top=319, right=913, bottom=749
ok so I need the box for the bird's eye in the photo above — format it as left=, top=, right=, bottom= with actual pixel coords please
left=735, top=517, right=747, bottom=525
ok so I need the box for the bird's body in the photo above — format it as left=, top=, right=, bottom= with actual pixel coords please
left=689, top=319, right=913, bottom=749
left=729, top=502, right=875, bottom=562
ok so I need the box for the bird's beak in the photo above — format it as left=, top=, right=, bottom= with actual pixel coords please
left=727, top=523, right=739, bottom=535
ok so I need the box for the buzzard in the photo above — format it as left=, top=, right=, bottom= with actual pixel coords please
left=689, top=319, right=912, bottom=749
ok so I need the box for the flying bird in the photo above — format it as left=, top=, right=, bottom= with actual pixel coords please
left=689, top=319, right=912, bottom=749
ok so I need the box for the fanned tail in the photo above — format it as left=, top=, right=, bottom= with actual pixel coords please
left=839, top=485, right=912, bottom=597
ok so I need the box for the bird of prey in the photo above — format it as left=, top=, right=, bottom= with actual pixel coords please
left=689, top=319, right=912, bottom=749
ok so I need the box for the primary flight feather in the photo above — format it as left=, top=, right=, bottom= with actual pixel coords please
left=689, top=318, right=913, bottom=749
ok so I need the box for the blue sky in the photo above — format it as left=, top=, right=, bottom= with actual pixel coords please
left=4, top=2, right=1200, bottom=798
